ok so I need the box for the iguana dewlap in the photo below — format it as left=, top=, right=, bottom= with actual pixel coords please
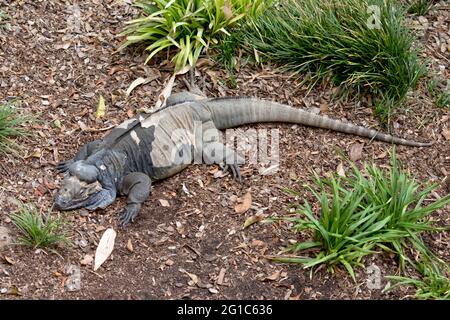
left=55, top=92, right=431, bottom=225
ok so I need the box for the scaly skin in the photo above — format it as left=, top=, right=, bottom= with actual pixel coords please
left=55, top=93, right=431, bottom=225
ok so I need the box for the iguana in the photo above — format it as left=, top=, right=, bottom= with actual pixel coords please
left=55, top=92, right=431, bottom=225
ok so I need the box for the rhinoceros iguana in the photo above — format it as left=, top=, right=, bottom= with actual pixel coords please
left=55, top=92, right=431, bottom=225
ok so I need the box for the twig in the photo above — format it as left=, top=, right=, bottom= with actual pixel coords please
left=83, top=125, right=116, bottom=133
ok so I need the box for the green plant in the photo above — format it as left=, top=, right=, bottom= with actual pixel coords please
left=120, top=0, right=273, bottom=72
left=241, top=0, right=424, bottom=121
left=407, top=0, right=433, bottom=16
left=214, top=31, right=242, bottom=72
left=428, top=78, right=450, bottom=109
left=0, top=101, right=32, bottom=154
left=385, top=260, right=450, bottom=299
left=272, top=152, right=449, bottom=281
left=10, top=205, right=70, bottom=248
left=0, top=9, right=8, bottom=25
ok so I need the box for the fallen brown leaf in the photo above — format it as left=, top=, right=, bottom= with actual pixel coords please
left=264, top=270, right=281, bottom=282
left=337, top=163, right=346, bottom=177
left=243, top=214, right=264, bottom=228
left=235, top=192, right=252, bottom=214
left=349, top=143, right=364, bottom=162
left=94, top=228, right=116, bottom=271
left=4, top=256, right=15, bottom=265
left=80, top=254, right=93, bottom=266
left=126, top=239, right=133, bottom=252
left=159, top=199, right=170, bottom=207
left=442, top=128, right=450, bottom=141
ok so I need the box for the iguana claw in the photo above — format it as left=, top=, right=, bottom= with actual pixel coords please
left=220, top=163, right=242, bottom=183
left=119, top=203, right=140, bottom=226
left=56, top=160, right=74, bottom=173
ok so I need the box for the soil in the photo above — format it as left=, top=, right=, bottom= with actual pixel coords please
left=0, top=1, right=449, bottom=300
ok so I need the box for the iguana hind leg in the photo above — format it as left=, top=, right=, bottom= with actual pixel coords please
left=118, top=172, right=151, bottom=226
left=166, top=91, right=205, bottom=107
left=57, top=140, right=102, bottom=173
left=201, top=121, right=244, bottom=182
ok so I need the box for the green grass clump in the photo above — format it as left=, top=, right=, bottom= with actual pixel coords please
left=10, top=205, right=70, bottom=249
left=385, top=260, right=450, bottom=300
left=273, top=152, right=449, bottom=281
left=0, top=101, right=32, bottom=154
left=241, top=0, right=424, bottom=121
left=120, top=0, right=273, bottom=72
left=407, top=0, right=433, bottom=16
left=0, top=9, right=8, bottom=26
left=428, top=78, right=450, bottom=109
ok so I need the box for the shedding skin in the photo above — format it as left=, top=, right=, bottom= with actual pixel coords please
left=55, top=92, right=431, bottom=225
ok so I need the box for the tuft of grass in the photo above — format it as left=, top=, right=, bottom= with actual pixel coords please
left=427, top=78, right=450, bottom=109
left=214, top=31, right=243, bottom=72
left=241, top=0, right=424, bottom=121
left=385, top=260, right=450, bottom=300
left=407, top=0, right=433, bottom=16
left=0, top=9, right=8, bottom=26
left=120, top=0, right=273, bottom=72
left=0, top=101, right=32, bottom=154
left=272, top=151, right=449, bottom=281
left=10, top=205, right=70, bottom=249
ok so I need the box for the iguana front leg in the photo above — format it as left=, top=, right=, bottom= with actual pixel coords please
left=57, top=140, right=102, bottom=173
left=118, top=172, right=152, bottom=226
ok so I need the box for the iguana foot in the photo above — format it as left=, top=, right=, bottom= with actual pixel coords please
left=119, top=203, right=141, bottom=226
left=220, top=163, right=242, bottom=183
left=56, top=160, right=74, bottom=173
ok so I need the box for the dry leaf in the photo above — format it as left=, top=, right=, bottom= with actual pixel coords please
left=152, top=74, right=176, bottom=112
left=96, top=95, right=106, bottom=119
left=94, top=228, right=116, bottom=271
left=223, top=0, right=233, bottom=19
left=187, top=272, right=198, bottom=285
left=126, top=77, right=148, bottom=97
left=80, top=254, right=93, bottom=266
left=159, top=199, right=170, bottom=207
left=30, top=148, right=42, bottom=158
left=126, top=239, right=133, bottom=252
left=78, top=120, right=88, bottom=131
left=54, top=119, right=62, bottom=129
left=209, top=288, right=219, bottom=294
left=442, top=128, right=450, bottom=141
left=337, top=163, right=346, bottom=177
left=235, top=192, right=252, bottom=214
left=4, top=256, right=14, bottom=265
left=349, top=143, right=364, bottom=162
left=264, top=270, right=281, bottom=282
left=243, top=214, right=264, bottom=228
left=165, top=259, right=174, bottom=266
left=375, top=151, right=388, bottom=159
left=217, top=268, right=227, bottom=285
left=319, top=102, right=329, bottom=113
left=251, top=240, right=266, bottom=248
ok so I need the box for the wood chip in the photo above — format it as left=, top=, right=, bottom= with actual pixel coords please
left=217, top=268, right=227, bottom=285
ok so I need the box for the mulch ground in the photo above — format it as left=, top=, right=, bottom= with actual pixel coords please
left=0, top=1, right=448, bottom=300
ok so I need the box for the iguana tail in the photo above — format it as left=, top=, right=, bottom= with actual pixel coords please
left=206, top=97, right=432, bottom=147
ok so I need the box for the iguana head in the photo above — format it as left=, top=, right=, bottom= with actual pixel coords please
left=55, top=161, right=106, bottom=210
